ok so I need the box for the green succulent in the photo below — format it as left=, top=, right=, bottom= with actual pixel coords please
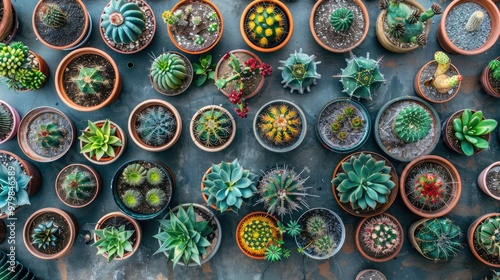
left=150, top=53, right=188, bottom=92
left=34, top=122, right=64, bottom=148
left=101, top=0, right=146, bottom=44
left=245, top=3, right=287, bottom=47
left=39, top=3, right=67, bottom=29
left=193, top=107, right=233, bottom=147
left=278, top=49, right=321, bottom=94
left=475, top=215, right=500, bottom=261
left=313, top=235, right=336, bottom=256
left=78, top=119, right=123, bottom=161
left=414, top=218, right=462, bottom=263
left=489, top=60, right=500, bottom=81
left=31, top=220, right=62, bottom=250
left=15, top=68, right=47, bottom=91
left=306, top=215, right=327, bottom=238
left=394, top=106, right=432, bottom=143
left=145, top=188, right=167, bottom=207
left=192, top=54, right=216, bottom=87
left=93, top=225, right=135, bottom=262
left=62, top=170, right=96, bottom=201
left=452, top=109, right=498, bottom=156
left=0, top=42, right=46, bottom=91
left=0, top=161, right=31, bottom=215
left=202, top=159, right=258, bottom=213
left=122, top=163, right=146, bottom=187
left=74, top=67, right=105, bottom=95
left=330, top=8, right=354, bottom=32
left=121, top=189, right=142, bottom=209
left=332, top=153, right=395, bottom=211
left=264, top=243, right=290, bottom=262
left=146, top=167, right=165, bottom=185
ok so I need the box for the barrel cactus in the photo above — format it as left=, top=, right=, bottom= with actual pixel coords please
left=150, top=53, right=188, bottom=92
left=39, top=3, right=67, bottom=29
left=258, top=104, right=302, bottom=146
left=393, top=106, right=432, bottom=143
left=278, top=49, right=321, bottom=94
left=476, top=215, right=500, bottom=261
left=101, top=0, right=146, bottom=44
left=193, top=107, right=233, bottom=147
left=136, top=106, right=177, bottom=146
left=330, top=8, right=354, bottom=32
left=245, top=3, right=286, bottom=47
left=61, top=170, right=97, bottom=201
left=414, top=218, right=462, bottom=263
left=34, top=122, right=64, bottom=148
left=74, top=67, right=105, bottom=95
left=361, top=214, right=401, bottom=256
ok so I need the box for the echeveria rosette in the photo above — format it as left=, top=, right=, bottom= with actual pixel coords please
left=452, top=109, right=498, bottom=156
left=332, top=153, right=395, bottom=211
left=0, top=161, right=31, bottom=216
left=79, top=119, right=123, bottom=161
left=93, top=225, right=134, bottom=262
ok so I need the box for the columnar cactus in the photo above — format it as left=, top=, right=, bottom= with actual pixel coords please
left=424, top=52, right=462, bottom=94
left=330, top=8, right=354, bottom=32
left=278, top=49, right=321, bottom=94
left=74, top=67, right=105, bottom=95
left=35, top=122, right=64, bottom=148
left=414, top=218, right=462, bottom=262
left=136, top=106, right=177, bottom=146
left=193, top=107, right=233, bottom=147
left=39, top=3, right=67, bottom=29
left=258, top=104, right=302, bottom=146
left=62, top=170, right=97, bottom=201
left=150, top=53, right=188, bottom=92
left=476, top=216, right=500, bottom=260
left=246, top=4, right=286, bottom=47
left=361, top=215, right=401, bottom=256
left=465, top=11, right=483, bottom=32
left=393, top=106, right=432, bottom=143
left=31, top=220, right=62, bottom=250
left=101, top=0, right=146, bottom=44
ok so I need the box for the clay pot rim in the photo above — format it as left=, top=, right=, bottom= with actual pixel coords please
left=468, top=213, right=500, bottom=267
left=477, top=161, right=500, bottom=200
left=443, top=109, right=491, bottom=155
left=414, top=60, right=462, bottom=104
left=355, top=269, right=387, bottom=280
left=0, top=100, right=20, bottom=144
left=189, top=105, right=236, bottom=152
left=235, top=211, right=278, bottom=260
left=79, top=119, right=127, bottom=165
left=55, top=163, right=102, bottom=208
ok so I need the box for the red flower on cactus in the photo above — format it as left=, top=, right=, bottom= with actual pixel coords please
left=244, top=58, right=259, bottom=70
left=413, top=172, right=444, bottom=204
left=260, top=63, right=273, bottom=76
left=228, top=89, right=242, bottom=104
left=235, top=103, right=250, bottom=118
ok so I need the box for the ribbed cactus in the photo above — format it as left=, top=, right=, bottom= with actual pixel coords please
left=62, top=170, right=97, bottom=201
left=39, top=3, right=67, bottom=29
left=151, top=53, right=188, bottom=92
left=136, top=106, right=177, bottom=146
left=122, top=163, right=147, bottom=187
left=101, top=0, right=146, bottom=44
left=361, top=215, right=400, bottom=256
left=414, top=218, right=462, bottom=262
left=330, top=8, right=354, bottom=32
left=74, top=67, right=105, bottom=95
left=258, top=104, right=302, bottom=146
left=476, top=216, right=500, bottom=260
left=424, top=51, right=462, bottom=94
left=393, top=106, right=432, bottom=143
left=279, top=49, right=321, bottom=94
left=0, top=105, right=12, bottom=138
left=312, top=235, right=336, bottom=256
left=465, top=11, right=483, bottom=32
left=35, top=122, right=64, bottom=148
left=246, top=4, right=286, bottom=47
left=193, top=107, right=233, bottom=147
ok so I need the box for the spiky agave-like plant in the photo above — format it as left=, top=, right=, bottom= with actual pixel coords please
left=278, top=49, right=321, bottom=94
left=136, top=105, right=177, bottom=146
left=31, top=220, right=62, bottom=250
left=393, top=106, right=432, bottom=143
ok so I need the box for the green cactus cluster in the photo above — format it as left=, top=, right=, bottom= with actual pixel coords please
left=312, top=235, right=336, bottom=256
left=74, top=67, right=105, bottom=95
left=0, top=42, right=46, bottom=91
left=329, top=105, right=365, bottom=142
left=361, top=215, right=400, bottom=256
left=62, top=170, right=96, bottom=201
left=475, top=215, right=500, bottom=261
left=489, top=60, right=500, bottom=82
left=0, top=105, right=12, bottom=139
left=193, top=107, right=233, bottom=147
left=301, top=214, right=338, bottom=257
left=414, top=218, right=462, bottom=263
left=31, top=220, right=62, bottom=250
left=245, top=3, right=286, bottom=47
left=101, top=0, right=146, bottom=44
left=34, top=122, right=64, bottom=149
left=151, top=53, right=188, bottom=92
left=39, top=3, right=67, bottom=29
left=279, top=49, right=321, bottom=94
left=330, top=8, right=354, bottom=32
left=452, top=109, right=498, bottom=156
left=122, top=163, right=147, bottom=187
left=136, top=106, right=177, bottom=147
left=393, top=106, right=432, bottom=143
left=307, top=215, right=327, bottom=238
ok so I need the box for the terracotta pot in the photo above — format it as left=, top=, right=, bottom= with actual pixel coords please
left=149, top=52, right=193, bottom=96
left=375, top=0, right=430, bottom=53
left=23, top=207, right=78, bottom=260
left=414, top=60, right=461, bottom=103
left=189, top=105, right=236, bottom=152
left=94, top=211, right=142, bottom=261
left=128, top=99, right=182, bottom=152
left=480, top=56, right=500, bottom=98
left=55, top=164, right=102, bottom=208
left=0, top=0, right=18, bottom=44
left=355, top=269, right=387, bottom=280
left=235, top=211, right=279, bottom=260
left=355, top=213, right=404, bottom=262
left=332, top=151, right=399, bottom=217
left=240, top=0, right=294, bottom=53
left=32, top=0, right=90, bottom=50
left=437, top=0, right=500, bottom=55
left=468, top=213, right=500, bottom=267
left=0, top=100, right=20, bottom=144
left=478, top=161, right=500, bottom=200
left=214, top=49, right=265, bottom=99
left=55, top=47, right=122, bottom=112
left=17, top=107, right=75, bottom=163
left=0, top=150, right=41, bottom=219
left=309, top=0, right=369, bottom=53
left=79, top=120, right=127, bottom=165
left=442, top=109, right=491, bottom=155
left=166, top=0, right=224, bottom=55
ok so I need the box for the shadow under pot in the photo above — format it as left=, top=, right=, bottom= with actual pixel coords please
left=55, top=163, right=101, bottom=208
left=189, top=105, right=236, bottom=152
left=235, top=212, right=280, bottom=260
left=480, top=56, right=500, bottom=98
left=295, top=207, right=345, bottom=260
left=23, top=207, right=77, bottom=260
left=374, top=96, right=440, bottom=162
left=32, top=0, right=91, bottom=50
left=400, top=155, right=461, bottom=218
left=79, top=119, right=126, bottom=165
left=112, top=159, right=174, bottom=220
left=0, top=100, right=20, bottom=144
left=149, top=52, right=193, bottom=96
left=0, top=150, right=41, bottom=219
left=309, top=0, right=369, bottom=53
left=468, top=213, right=500, bottom=267
left=316, top=98, right=370, bottom=153
left=55, top=47, right=122, bottom=112
left=0, top=0, right=19, bottom=44
left=414, top=57, right=462, bottom=103
left=477, top=161, right=500, bottom=200
left=18, top=106, right=75, bottom=163
left=253, top=99, right=307, bottom=153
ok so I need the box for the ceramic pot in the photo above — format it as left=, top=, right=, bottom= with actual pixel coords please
left=0, top=101, right=20, bottom=144
left=189, top=105, right=236, bottom=152
left=55, top=164, right=101, bottom=208
left=414, top=60, right=461, bottom=103
left=477, top=161, right=500, bottom=200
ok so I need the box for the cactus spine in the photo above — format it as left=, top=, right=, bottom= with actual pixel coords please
left=414, top=218, right=462, bottom=262
left=193, top=107, right=233, bottom=147
left=74, top=67, right=105, bottom=95
left=394, top=106, right=432, bottom=143
left=465, top=11, right=483, bottom=32
left=122, top=163, right=147, bottom=187
left=258, top=104, right=302, bottom=145
left=151, top=53, right=188, bottom=92
left=330, top=8, right=354, bottom=32
left=39, top=3, right=67, bottom=29
left=361, top=215, right=400, bottom=256
left=476, top=216, right=500, bottom=260
left=136, top=106, right=177, bottom=146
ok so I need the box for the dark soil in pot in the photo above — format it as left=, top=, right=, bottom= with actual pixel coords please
left=216, top=51, right=263, bottom=98
left=0, top=103, right=13, bottom=142
left=56, top=165, right=98, bottom=207
left=473, top=237, right=500, bottom=265
left=134, top=105, right=178, bottom=147
left=99, top=216, right=138, bottom=247
left=27, top=212, right=71, bottom=255
left=62, top=54, right=116, bottom=108
left=312, top=0, right=366, bottom=50
left=26, top=111, right=72, bottom=159
left=445, top=2, right=491, bottom=51
left=34, top=0, right=86, bottom=47
left=486, top=166, right=500, bottom=197
left=418, top=62, right=460, bottom=102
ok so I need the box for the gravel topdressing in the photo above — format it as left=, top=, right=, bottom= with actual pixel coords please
left=445, top=2, right=491, bottom=51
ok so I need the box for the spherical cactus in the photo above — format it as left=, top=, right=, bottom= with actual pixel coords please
left=74, top=67, right=105, bottom=95
left=330, top=8, right=354, bottom=32
left=101, top=0, right=146, bottom=44
left=150, top=53, right=188, bottom=92
left=246, top=4, right=286, bottom=47
left=278, top=49, right=321, bottom=94
left=394, top=106, right=432, bottom=143
left=39, top=3, right=67, bottom=29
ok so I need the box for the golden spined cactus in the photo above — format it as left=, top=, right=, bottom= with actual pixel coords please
left=258, top=104, right=302, bottom=145
left=246, top=4, right=286, bottom=47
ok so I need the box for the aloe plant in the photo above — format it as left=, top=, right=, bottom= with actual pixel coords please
left=452, top=109, right=497, bottom=156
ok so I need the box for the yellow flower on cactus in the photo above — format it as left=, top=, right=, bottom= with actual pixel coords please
left=161, top=11, right=170, bottom=20
left=238, top=214, right=279, bottom=256
left=256, top=5, right=265, bottom=14
left=275, top=27, right=284, bottom=38
left=246, top=2, right=287, bottom=48
left=249, top=13, right=256, bottom=21
left=259, top=37, right=268, bottom=46
left=275, top=14, right=283, bottom=24
left=265, top=28, right=273, bottom=37
left=255, top=26, right=263, bottom=35
left=248, top=21, right=256, bottom=30
left=266, top=17, right=274, bottom=26
left=257, top=15, right=264, bottom=23
left=266, top=5, right=275, bottom=14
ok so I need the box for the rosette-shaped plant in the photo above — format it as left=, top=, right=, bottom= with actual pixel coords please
left=475, top=215, right=500, bottom=261
left=150, top=53, right=188, bottom=92
left=414, top=218, right=462, bottom=263
left=452, top=109, right=498, bottom=156
left=93, top=225, right=135, bottom=262
left=101, top=0, right=146, bottom=44
left=258, top=104, right=302, bottom=146
left=332, top=153, right=395, bottom=211
left=278, top=49, right=321, bottom=94
left=74, top=67, right=105, bottom=95
left=0, top=161, right=31, bottom=215
left=193, top=107, right=233, bottom=147
left=34, top=122, right=64, bottom=148
left=394, top=106, right=432, bottom=143
left=62, top=170, right=96, bottom=201
left=202, top=159, right=258, bottom=213
left=31, top=220, right=62, bottom=249
left=78, top=119, right=123, bottom=161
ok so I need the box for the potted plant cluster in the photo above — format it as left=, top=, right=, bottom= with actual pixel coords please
left=78, top=119, right=126, bottom=165
left=278, top=49, right=321, bottom=94
left=162, top=0, right=223, bottom=54
left=481, top=57, right=500, bottom=98
left=17, top=107, right=75, bottom=162
left=154, top=203, right=221, bottom=267
left=478, top=161, right=500, bottom=200
left=0, top=100, right=20, bottom=144
left=189, top=105, right=236, bottom=152
left=55, top=163, right=101, bottom=208
left=112, top=159, right=174, bottom=220
left=235, top=211, right=280, bottom=260
left=149, top=51, right=193, bottom=96
left=468, top=213, right=500, bottom=267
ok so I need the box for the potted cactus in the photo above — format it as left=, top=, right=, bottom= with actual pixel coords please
left=55, top=47, right=122, bottom=112
left=189, top=105, right=236, bottom=152
left=333, top=52, right=385, bottom=100
left=128, top=99, right=182, bottom=152
left=309, top=0, right=369, bottom=53
left=201, top=159, right=258, bottom=213
left=0, top=41, right=49, bottom=91
left=0, top=100, right=20, bottom=144
left=316, top=98, right=370, bottom=153
left=376, top=0, right=442, bottom=53
left=0, top=0, right=18, bottom=44
left=409, top=218, right=463, bottom=263
left=235, top=211, right=280, bottom=260
left=469, top=214, right=500, bottom=267
left=78, top=119, right=126, bottom=165
left=17, top=107, right=75, bottom=163
left=374, top=96, right=441, bottom=162
left=154, top=203, right=221, bottom=267
left=442, top=109, right=497, bottom=156
left=478, top=161, right=500, bottom=201
left=355, top=269, right=387, bottom=280
left=295, top=207, right=345, bottom=260
left=240, top=0, right=294, bottom=52
left=400, top=155, right=462, bottom=218
left=112, top=159, right=174, bottom=220
left=481, top=57, right=500, bottom=98
left=99, top=0, right=155, bottom=54
left=332, top=152, right=398, bottom=217
left=414, top=51, right=462, bottom=103
left=162, top=0, right=223, bottom=54
left=149, top=52, right=193, bottom=96
left=55, top=164, right=101, bottom=208
left=278, top=49, right=321, bottom=94
left=93, top=211, right=142, bottom=262
left=32, top=0, right=91, bottom=50
left=22, top=207, right=77, bottom=260
left=253, top=99, right=307, bottom=153
left=355, top=213, right=403, bottom=262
